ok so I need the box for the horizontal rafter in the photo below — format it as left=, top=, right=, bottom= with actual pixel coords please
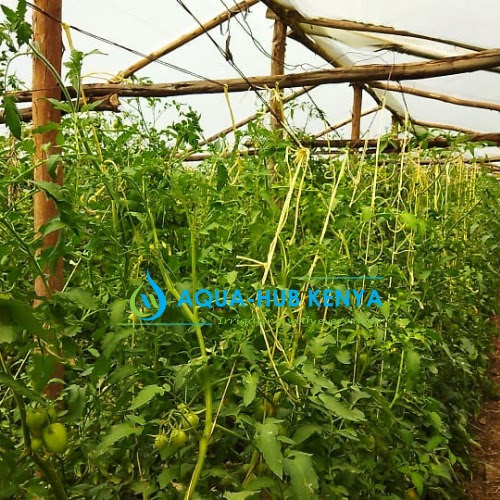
left=288, top=11, right=490, bottom=54
left=369, top=82, right=500, bottom=112
left=13, top=49, right=500, bottom=102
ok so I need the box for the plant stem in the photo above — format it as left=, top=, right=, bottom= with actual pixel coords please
left=389, top=349, right=406, bottom=409
left=0, top=351, right=67, bottom=499
left=183, top=213, right=212, bottom=500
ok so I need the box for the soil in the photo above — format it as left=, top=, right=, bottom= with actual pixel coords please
left=466, top=312, right=500, bottom=499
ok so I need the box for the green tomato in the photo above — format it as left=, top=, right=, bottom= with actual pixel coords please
left=182, top=412, right=199, bottom=430
left=26, top=409, right=48, bottom=432
left=31, top=437, right=43, bottom=452
left=42, top=423, right=68, bottom=454
left=405, top=488, right=420, bottom=499
left=171, top=429, right=187, bottom=449
left=154, top=433, right=168, bottom=450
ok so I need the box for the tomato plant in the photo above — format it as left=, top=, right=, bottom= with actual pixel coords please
left=0, top=10, right=499, bottom=499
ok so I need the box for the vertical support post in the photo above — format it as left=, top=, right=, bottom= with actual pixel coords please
left=32, top=0, right=64, bottom=399
left=351, top=84, right=363, bottom=142
left=268, top=9, right=287, bottom=131
left=267, top=9, right=287, bottom=176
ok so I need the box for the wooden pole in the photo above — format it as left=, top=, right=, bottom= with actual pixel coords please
left=350, top=84, right=363, bottom=141
left=310, top=134, right=500, bottom=147
left=117, top=0, right=258, bottom=80
left=32, top=0, right=64, bottom=399
left=287, top=12, right=491, bottom=55
left=269, top=11, right=287, bottom=131
left=182, top=134, right=500, bottom=161
left=368, top=81, right=500, bottom=112
left=14, top=49, right=500, bottom=101
left=411, top=119, right=480, bottom=135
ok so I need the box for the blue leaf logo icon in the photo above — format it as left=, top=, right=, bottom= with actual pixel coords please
left=129, top=270, right=167, bottom=321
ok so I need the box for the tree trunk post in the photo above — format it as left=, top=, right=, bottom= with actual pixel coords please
left=32, top=0, right=64, bottom=399
left=351, top=84, right=363, bottom=142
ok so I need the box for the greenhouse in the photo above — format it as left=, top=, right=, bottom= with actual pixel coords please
left=0, top=0, right=499, bottom=498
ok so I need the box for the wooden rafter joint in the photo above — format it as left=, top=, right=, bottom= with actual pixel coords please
left=266, top=8, right=279, bottom=20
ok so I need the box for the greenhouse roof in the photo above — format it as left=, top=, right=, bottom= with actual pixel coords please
left=3, top=0, right=500, bottom=153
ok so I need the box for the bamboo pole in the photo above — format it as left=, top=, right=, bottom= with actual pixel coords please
left=368, top=81, right=500, bottom=112
left=13, top=49, right=500, bottom=101
left=116, top=0, right=258, bottom=80
left=350, top=84, right=363, bottom=141
left=32, top=0, right=64, bottom=400
left=313, top=106, right=379, bottom=138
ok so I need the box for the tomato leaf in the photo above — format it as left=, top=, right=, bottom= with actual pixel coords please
left=129, top=384, right=166, bottom=411
left=318, top=394, right=365, bottom=421
left=0, top=374, right=44, bottom=403
left=243, top=371, right=258, bottom=406
left=255, top=421, right=283, bottom=479
left=2, top=95, right=22, bottom=139
left=95, top=422, right=142, bottom=455
left=284, top=451, right=319, bottom=499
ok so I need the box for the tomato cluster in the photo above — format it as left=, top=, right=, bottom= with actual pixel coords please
left=26, top=406, right=68, bottom=455
left=154, top=404, right=200, bottom=451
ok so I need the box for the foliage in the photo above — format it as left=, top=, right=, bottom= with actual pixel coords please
left=0, top=0, right=30, bottom=138
left=0, top=30, right=499, bottom=500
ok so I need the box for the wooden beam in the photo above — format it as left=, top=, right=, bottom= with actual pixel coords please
left=288, top=12, right=491, bottom=55
left=184, top=134, right=500, bottom=161
left=350, top=84, right=363, bottom=141
left=307, top=135, right=500, bottom=148
left=411, top=119, right=482, bottom=135
left=116, top=0, right=258, bottom=80
left=310, top=135, right=500, bottom=147
left=298, top=21, right=500, bottom=75
left=368, top=81, right=500, bottom=112
left=313, top=106, right=379, bottom=138
left=14, top=49, right=500, bottom=101
left=33, top=0, right=64, bottom=399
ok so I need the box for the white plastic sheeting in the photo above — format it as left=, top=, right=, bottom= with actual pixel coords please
left=2, top=0, right=499, bottom=137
